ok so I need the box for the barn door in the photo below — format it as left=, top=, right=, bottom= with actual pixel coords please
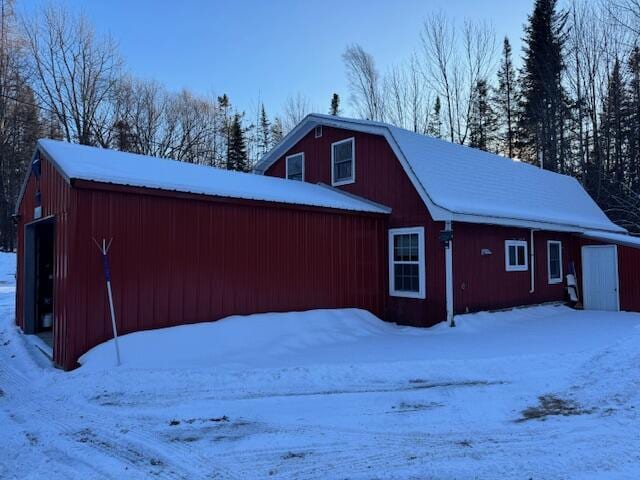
left=581, top=245, right=619, bottom=311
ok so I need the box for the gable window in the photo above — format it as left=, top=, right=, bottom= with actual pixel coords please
left=315, top=125, right=323, bottom=138
left=286, top=153, right=304, bottom=181
left=505, top=240, right=528, bottom=272
left=547, top=240, right=563, bottom=284
left=389, top=227, right=425, bottom=299
left=331, top=137, right=355, bottom=186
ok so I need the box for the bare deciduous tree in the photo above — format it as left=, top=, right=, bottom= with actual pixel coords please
left=282, top=92, right=312, bottom=132
left=23, top=5, right=122, bottom=145
left=420, top=13, right=496, bottom=144
left=343, top=44, right=384, bottom=121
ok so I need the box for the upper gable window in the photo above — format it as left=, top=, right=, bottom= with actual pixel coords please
left=331, top=137, right=355, bottom=186
left=286, top=153, right=304, bottom=181
left=315, top=125, right=323, bottom=138
left=505, top=240, right=528, bottom=272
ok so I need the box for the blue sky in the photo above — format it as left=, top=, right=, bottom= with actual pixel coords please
left=20, top=0, right=533, bottom=118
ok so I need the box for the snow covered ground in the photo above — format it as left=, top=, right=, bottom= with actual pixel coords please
left=1, top=251, right=639, bottom=479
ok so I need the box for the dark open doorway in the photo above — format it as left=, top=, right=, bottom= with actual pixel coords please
left=24, top=218, right=55, bottom=349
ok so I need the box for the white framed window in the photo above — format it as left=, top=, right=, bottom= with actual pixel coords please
left=315, top=125, right=323, bottom=138
left=505, top=240, right=528, bottom=272
left=285, top=152, right=304, bottom=181
left=331, top=137, right=355, bottom=186
left=547, top=240, right=563, bottom=284
left=389, top=227, right=426, bottom=299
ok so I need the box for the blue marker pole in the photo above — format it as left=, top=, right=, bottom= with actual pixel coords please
left=95, top=238, right=121, bottom=366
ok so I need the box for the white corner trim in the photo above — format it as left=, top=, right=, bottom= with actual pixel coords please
left=331, top=137, right=356, bottom=186
left=547, top=240, right=563, bottom=284
left=285, top=152, right=305, bottom=181
left=388, top=226, right=426, bottom=299
left=505, top=239, right=528, bottom=272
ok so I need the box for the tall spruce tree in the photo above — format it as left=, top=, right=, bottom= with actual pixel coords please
left=426, top=97, right=442, bottom=138
left=330, top=93, right=340, bottom=115
left=519, top=0, right=569, bottom=172
left=226, top=113, right=249, bottom=172
left=258, top=104, right=270, bottom=156
left=601, top=58, right=627, bottom=186
left=628, top=47, right=640, bottom=193
left=469, top=80, right=497, bottom=152
left=494, top=37, right=518, bottom=158
left=270, top=116, right=284, bottom=146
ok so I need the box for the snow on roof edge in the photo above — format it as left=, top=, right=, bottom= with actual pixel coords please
left=581, top=230, right=640, bottom=249
left=29, top=139, right=390, bottom=215
left=256, top=114, right=625, bottom=234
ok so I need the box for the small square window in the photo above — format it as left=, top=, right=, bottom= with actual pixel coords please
left=285, top=153, right=304, bottom=181
left=505, top=240, right=528, bottom=271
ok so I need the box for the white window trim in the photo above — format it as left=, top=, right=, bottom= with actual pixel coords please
left=388, top=227, right=426, bottom=299
left=547, top=240, right=563, bottom=284
left=505, top=240, right=528, bottom=272
left=331, top=137, right=355, bottom=186
left=285, top=152, right=305, bottom=181
left=315, top=125, right=323, bottom=138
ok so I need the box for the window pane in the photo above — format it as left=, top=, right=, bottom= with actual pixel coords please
left=517, top=245, right=526, bottom=266
left=550, top=259, right=560, bottom=279
left=394, top=234, right=418, bottom=261
left=333, top=140, right=353, bottom=181
left=335, top=161, right=352, bottom=181
left=508, top=245, right=516, bottom=265
left=287, top=155, right=303, bottom=180
left=334, top=141, right=352, bottom=162
left=549, top=243, right=561, bottom=279
left=394, top=263, right=419, bottom=292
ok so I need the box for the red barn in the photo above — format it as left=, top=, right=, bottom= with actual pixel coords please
left=14, top=115, right=640, bottom=370
left=255, top=115, right=640, bottom=322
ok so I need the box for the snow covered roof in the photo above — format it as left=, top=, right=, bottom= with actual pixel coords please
left=25, top=139, right=390, bottom=215
left=581, top=230, right=640, bottom=249
left=255, top=114, right=625, bottom=234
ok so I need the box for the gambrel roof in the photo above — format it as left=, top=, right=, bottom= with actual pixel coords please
left=255, top=114, right=625, bottom=234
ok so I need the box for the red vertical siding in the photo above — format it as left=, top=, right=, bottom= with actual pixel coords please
left=265, top=126, right=446, bottom=327
left=573, top=238, right=640, bottom=312
left=47, top=182, right=386, bottom=369
left=617, top=245, right=640, bottom=312
left=452, top=223, right=577, bottom=313
left=15, top=155, right=76, bottom=368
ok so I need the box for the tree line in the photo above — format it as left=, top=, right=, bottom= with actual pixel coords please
left=343, top=0, right=640, bottom=234
left=3, top=0, right=640, bottom=251
left=0, top=1, right=342, bottom=250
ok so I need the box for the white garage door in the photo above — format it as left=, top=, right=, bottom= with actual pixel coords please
left=582, top=245, right=620, bottom=311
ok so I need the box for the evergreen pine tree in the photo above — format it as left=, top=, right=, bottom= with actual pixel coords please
left=114, top=119, right=133, bottom=152
left=494, top=37, right=518, bottom=158
left=426, top=97, right=442, bottom=138
left=330, top=93, right=340, bottom=116
left=628, top=47, right=640, bottom=193
left=469, top=80, right=497, bottom=152
left=519, top=0, right=569, bottom=172
left=601, top=58, right=628, bottom=186
left=258, top=104, right=270, bottom=155
left=270, top=116, right=284, bottom=146
left=226, top=113, right=249, bottom=172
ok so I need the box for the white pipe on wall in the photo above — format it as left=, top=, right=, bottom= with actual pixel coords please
left=529, top=229, right=536, bottom=294
left=445, top=220, right=454, bottom=326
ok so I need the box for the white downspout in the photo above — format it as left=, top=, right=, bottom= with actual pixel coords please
left=445, top=220, right=454, bottom=326
left=529, top=229, right=535, bottom=294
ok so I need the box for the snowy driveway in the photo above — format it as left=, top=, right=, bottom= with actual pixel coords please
left=1, top=252, right=639, bottom=479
